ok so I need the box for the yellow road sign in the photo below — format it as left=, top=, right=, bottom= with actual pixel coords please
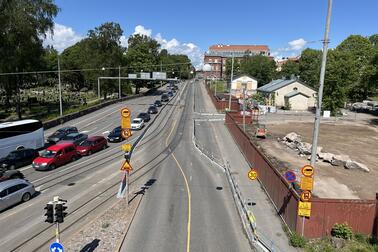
left=121, top=129, right=132, bottom=139
left=120, top=160, right=133, bottom=171
left=298, top=201, right=312, bottom=217
left=121, top=143, right=132, bottom=152
left=300, top=176, right=314, bottom=191
left=301, top=165, right=314, bottom=177
left=121, top=108, right=130, bottom=118
left=248, top=169, right=258, bottom=180
left=121, top=108, right=131, bottom=129
left=300, top=190, right=312, bottom=202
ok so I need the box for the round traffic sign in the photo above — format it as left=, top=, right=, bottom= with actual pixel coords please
left=50, top=242, right=64, bottom=252
left=248, top=169, right=258, bottom=180
left=121, top=108, right=130, bottom=118
left=301, top=165, right=314, bottom=177
left=284, top=170, right=296, bottom=183
left=300, top=190, right=312, bottom=202
left=121, top=129, right=131, bottom=139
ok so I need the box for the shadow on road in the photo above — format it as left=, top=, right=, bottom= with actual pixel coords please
left=79, top=238, right=100, bottom=252
left=129, top=178, right=156, bottom=204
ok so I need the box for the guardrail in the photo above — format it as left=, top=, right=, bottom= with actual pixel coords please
left=192, top=120, right=275, bottom=252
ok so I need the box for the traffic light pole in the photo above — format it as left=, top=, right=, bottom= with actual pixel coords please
left=55, top=222, right=60, bottom=243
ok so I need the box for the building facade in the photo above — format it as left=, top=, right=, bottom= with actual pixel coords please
left=231, top=75, right=258, bottom=99
left=203, top=44, right=270, bottom=80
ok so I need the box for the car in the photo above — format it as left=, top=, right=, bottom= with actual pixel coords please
left=131, top=118, right=144, bottom=130
left=137, top=112, right=150, bottom=122
left=76, top=136, right=108, bottom=156
left=32, top=142, right=79, bottom=170
left=47, top=126, right=78, bottom=143
left=107, top=126, right=123, bottom=142
left=147, top=106, right=158, bottom=114
left=154, top=100, right=162, bottom=107
left=161, top=94, right=169, bottom=102
left=0, top=179, right=35, bottom=211
left=172, top=85, right=178, bottom=90
left=168, top=91, right=173, bottom=97
left=0, top=149, right=39, bottom=169
left=0, top=168, right=24, bottom=182
left=60, top=133, right=88, bottom=146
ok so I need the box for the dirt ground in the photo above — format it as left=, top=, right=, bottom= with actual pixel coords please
left=255, top=118, right=378, bottom=200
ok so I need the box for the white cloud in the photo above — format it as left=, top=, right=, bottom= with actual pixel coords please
left=288, top=38, right=307, bottom=51
left=133, top=25, right=152, bottom=37
left=271, top=38, right=307, bottom=60
left=43, top=23, right=83, bottom=52
left=154, top=32, right=203, bottom=69
left=120, top=35, right=128, bottom=47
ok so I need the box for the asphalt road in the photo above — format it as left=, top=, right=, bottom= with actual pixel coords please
left=0, top=84, right=185, bottom=251
left=121, top=80, right=251, bottom=252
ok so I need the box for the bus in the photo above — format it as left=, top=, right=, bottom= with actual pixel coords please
left=0, top=119, right=44, bottom=158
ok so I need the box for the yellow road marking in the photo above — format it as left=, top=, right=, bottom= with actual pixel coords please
left=165, top=119, right=191, bottom=252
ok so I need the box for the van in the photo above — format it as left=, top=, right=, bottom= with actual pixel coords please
left=32, top=142, right=78, bottom=170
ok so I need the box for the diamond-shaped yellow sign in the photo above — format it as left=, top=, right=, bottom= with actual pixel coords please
left=121, top=143, right=132, bottom=152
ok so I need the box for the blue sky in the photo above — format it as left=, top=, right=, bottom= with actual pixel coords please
left=45, top=0, right=378, bottom=68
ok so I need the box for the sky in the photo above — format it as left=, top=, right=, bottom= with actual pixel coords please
left=43, top=0, right=378, bottom=69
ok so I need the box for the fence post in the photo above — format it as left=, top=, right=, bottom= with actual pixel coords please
left=374, top=193, right=378, bottom=238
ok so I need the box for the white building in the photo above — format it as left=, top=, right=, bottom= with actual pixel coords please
left=231, top=75, right=258, bottom=99
left=257, top=79, right=316, bottom=110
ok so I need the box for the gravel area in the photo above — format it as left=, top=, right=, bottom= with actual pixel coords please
left=64, top=192, right=143, bottom=252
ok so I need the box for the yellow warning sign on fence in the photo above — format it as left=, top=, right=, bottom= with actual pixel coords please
left=298, top=201, right=312, bottom=217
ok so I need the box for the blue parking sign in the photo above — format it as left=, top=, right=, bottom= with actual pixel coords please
left=50, top=242, right=64, bottom=252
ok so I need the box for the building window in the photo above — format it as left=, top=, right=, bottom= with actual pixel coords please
left=214, top=59, right=218, bottom=63
left=293, top=87, right=298, bottom=91
left=208, top=59, right=212, bottom=63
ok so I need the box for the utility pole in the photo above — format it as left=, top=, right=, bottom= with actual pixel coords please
left=310, top=0, right=333, bottom=167
left=243, top=82, right=247, bottom=132
left=97, top=78, right=101, bottom=99
left=160, top=61, right=163, bottom=88
left=119, top=65, right=122, bottom=99
left=228, top=53, right=235, bottom=111
left=58, top=55, right=63, bottom=117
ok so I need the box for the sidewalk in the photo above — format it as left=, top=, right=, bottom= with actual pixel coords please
left=197, top=82, right=296, bottom=252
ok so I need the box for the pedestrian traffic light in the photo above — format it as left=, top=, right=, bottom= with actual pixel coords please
left=121, top=108, right=131, bottom=129
left=55, top=203, right=67, bottom=223
left=44, top=203, right=54, bottom=223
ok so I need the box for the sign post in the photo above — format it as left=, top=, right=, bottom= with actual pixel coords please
left=298, top=164, right=314, bottom=236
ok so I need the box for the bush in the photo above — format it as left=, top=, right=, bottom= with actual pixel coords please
left=331, top=223, right=353, bottom=240
left=290, top=232, right=307, bottom=247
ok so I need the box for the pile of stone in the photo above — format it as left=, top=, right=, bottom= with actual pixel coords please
left=278, top=132, right=369, bottom=173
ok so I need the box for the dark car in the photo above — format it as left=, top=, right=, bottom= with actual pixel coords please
left=76, top=136, right=108, bottom=156
left=0, top=168, right=24, bottom=182
left=161, top=94, right=169, bottom=102
left=47, top=126, right=78, bottom=143
left=147, top=106, right=158, bottom=114
left=107, top=126, right=123, bottom=142
left=0, top=149, right=39, bottom=170
left=60, top=133, right=88, bottom=146
left=137, top=112, right=150, bottom=122
left=168, top=91, right=173, bottom=97
left=154, top=100, right=162, bottom=107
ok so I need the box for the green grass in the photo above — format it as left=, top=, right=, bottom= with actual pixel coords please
left=209, top=81, right=227, bottom=94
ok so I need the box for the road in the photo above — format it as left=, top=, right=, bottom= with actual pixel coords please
left=0, top=84, right=187, bottom=251
left=120, top=80, right=251, bottom=251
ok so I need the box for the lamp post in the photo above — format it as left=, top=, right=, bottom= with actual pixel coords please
left=98, top=67, right=105, bottom=99
left=228, top=53, right=235, bottom=111
left=242, top=79, right=247, bottom=132
left=118, top=65, right=121, bottom=99
left=57, top=55, right=63, bottom=117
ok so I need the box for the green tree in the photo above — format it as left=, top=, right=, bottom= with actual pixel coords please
left=225, top=58, right=242, bottom=81
left=298, top=48, right=322, bottom=89
left=239, top=55, right=276, bottom=86
left=0, top=0, right=59, bottom=118
left=280, top=60, right=300, bottom=80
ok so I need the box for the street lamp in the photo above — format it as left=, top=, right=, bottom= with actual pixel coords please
left=228, top=53, right=235, bottom=111
left=57, top=54, right=63, bottom=117
left=98, top=67, right=105, bottom=99
left=242, top=78, right=248, bottom=132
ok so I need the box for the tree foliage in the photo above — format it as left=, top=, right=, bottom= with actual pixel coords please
left=280, top=60, right=300, bottom=80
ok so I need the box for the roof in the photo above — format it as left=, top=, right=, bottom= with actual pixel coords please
left=0, top=119, right=40, bottom=129
left=0, top=179, right=30, bottom=190
left=232, top=74, right=258, bottom=82
left=209, top=44, right=269, bottom=52
left=48, top=142, right=74, bottom=150
left=87, top=136, right=104, bottom=141
left=257, top=79, right=315, bottom=93
left=284, top=91, right=310, bottom=98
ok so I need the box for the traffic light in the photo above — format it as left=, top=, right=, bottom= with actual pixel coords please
left=55, top=203, right=67, bottom=223
left=44, top=203, right=54, bottom=223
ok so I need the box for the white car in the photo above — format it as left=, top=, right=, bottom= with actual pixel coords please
left=131, top=118, right=144, bottom=130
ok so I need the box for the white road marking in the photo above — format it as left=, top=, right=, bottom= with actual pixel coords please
left=19, top=165, right=32, bottom=171
left=80, top=130, right=89, bottom=134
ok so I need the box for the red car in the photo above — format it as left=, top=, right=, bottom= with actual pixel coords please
left=32, top=142, right=79, bottom=170
left=76, top=136, right=108, bottom=156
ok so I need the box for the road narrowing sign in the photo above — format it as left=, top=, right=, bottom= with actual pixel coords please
left=248, top=169, right=258, bottom=180
left=120, top=160, right=133, bottom=171
left=301, top=165, right=314, bottom=177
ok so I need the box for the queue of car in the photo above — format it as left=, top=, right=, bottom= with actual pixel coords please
left=0, top=84, right=178, bottom=212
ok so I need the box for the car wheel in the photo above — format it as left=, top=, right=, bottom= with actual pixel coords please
left=22, top=192, right=31, bottom=202
left=9, top=165, right=15, bottom=170
left=103, top=145, right=107, bottom=150
left=88, top=150, right=92, bottom=155
left=71, top=155, right=77, bottom=162
left=49, top=164, right=56, bottom=170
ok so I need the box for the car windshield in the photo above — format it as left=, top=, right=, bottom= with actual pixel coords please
left=79, top=140, right=92, bottom=146
left=64, top=135, right=76, bottom=140
left=40, top=150, right=56, bottom=158
left=133, top=119, right=142, bottom=123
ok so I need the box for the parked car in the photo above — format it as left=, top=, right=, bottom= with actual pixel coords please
left=0, top=179, right=35, bottom=211
left=168, top=91, right=173, bottom=97
left=147, top=106, right=158, bottom=114
left=47, top=126, right=78, bottom=143
left=0, top=168, right=24, bottom=182
left=0, top=149, right=39, bottom=169
left=76, top=136, right=108, bottom=156
left=137, top=112, right=150, bottom=122
left=154, top=100, right=162, bottom=107
left=32, top=142, right=79, bottom=170
left=60, top=133, right=88, bottom=146
left=107, top=126, right=123, bottom=142
left=161, top=94, right=169, bottom=102
left=131, top=118, right=144, bottom=130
